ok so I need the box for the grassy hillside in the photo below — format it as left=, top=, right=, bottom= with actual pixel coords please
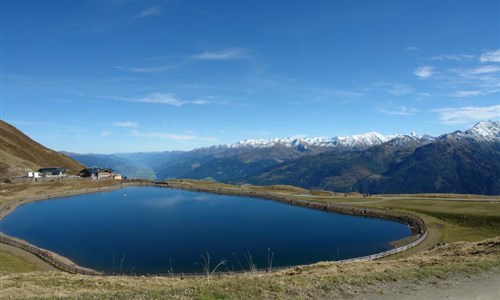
left=366, top=138, right=500, bottom=195
left=246, top=138, right=500, bottom=195
left=245, top=144, right=414, bottom=191
left=0, top=120, right=85, bottom=180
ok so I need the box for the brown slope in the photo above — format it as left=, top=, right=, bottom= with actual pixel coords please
left=0, top=120, right=85, bottom=180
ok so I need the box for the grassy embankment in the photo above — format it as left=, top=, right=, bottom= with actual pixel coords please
left=0, top=179, right=499, bottom=299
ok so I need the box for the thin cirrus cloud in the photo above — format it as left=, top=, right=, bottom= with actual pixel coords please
left=112, top=121, right=139, bottom=128
left=431, top=54, right=476, bottom=61
left=479, top=49, right=500, bottom=63
left=113, top=49, right=250, bottom=74
left=130, top=130, right=217, bottom=142
left=113, top=64, right=178, bottom=73
left=374, top=83, right=414, bottom=96
left=414, top=66, right=434, bottom=78
left=100, top=130, right=113, bottom=137
left=432, top=105, right=500, bottom=125
left=378, top=106, right=418, bottom=116
left=118, top=93, right=212, bottom=107
left=133, top=1, right=169, bottom=19
left=191, top=49, right=252, bottom=61
left=470, top=65, right=500, bottom=75
left=451, top=90, right=483, bottom=98
left=134, top=7, right=161, bottom=18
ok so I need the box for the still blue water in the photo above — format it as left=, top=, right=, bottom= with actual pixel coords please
left=1, top=187, right=410, bottom=274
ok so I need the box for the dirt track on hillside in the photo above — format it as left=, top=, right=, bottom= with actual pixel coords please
left=352, top=268, right=500, bottom=300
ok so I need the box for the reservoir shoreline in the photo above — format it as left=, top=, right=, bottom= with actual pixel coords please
left=0, top=180, right=427, bottom=276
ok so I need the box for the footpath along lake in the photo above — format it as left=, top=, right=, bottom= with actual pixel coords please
left=1, top=187, right=411, bottom=275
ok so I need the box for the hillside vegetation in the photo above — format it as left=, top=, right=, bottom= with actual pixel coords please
left=246, top=138, right=500, bottom=195
left=0, top=120, right=85, bottom=180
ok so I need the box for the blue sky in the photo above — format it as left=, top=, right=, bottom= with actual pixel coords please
left=2, top=0, right=499, bottom=153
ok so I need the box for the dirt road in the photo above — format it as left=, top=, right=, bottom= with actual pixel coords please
left=353, top=269, right=500, bottom=300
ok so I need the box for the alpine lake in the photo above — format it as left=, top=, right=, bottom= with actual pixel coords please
left=1, top=186, right=411, bottom=275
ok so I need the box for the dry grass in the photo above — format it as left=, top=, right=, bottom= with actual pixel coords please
left=0, top=180, right=122, bottom=205
left=0, top=120, right=84, bottom=180
left=1, top=180, right=499, bottom=299
left=348, top=198, right=500, bottom=242
left=0, top=237, right=498, bottom=299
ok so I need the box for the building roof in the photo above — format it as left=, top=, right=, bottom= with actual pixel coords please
left=80, top=168, right=113, bottom=174
left=37, top=167, right=67, bottom=172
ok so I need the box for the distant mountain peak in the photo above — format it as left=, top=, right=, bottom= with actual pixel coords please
left=204, top=123, right=500, bottom=151
left=466, top=120, right=500, bottom=141
left=225, top=130, right=433, bottom=150
left=443, top=120, right=500, bottom=142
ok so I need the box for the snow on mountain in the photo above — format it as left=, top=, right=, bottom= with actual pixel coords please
left=464, top=121, right=500, bottom=141
left=204, top=122, right=498, bottom=152
left=386, top=132, right=435, bottom=147
left=442, top=121, right=500, bottom=142
left=227, top=131, right=431, bottom=150
left=331, top=132, right=389, bottom=148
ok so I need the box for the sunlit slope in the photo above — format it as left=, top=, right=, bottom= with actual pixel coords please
left=0, top=120, right=85, bottom=180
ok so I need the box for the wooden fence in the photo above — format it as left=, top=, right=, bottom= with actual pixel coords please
left=0, top=233, right=102, bottom=275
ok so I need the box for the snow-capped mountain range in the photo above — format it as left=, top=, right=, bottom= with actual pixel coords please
left=451, top=120, right=500, bottom=142
left=222, top=121, right=499, bottom=150
left=227, top=132, right=425, bottom=149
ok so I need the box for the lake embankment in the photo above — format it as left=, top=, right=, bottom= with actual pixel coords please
left=0, top=179, right=428, bottom=276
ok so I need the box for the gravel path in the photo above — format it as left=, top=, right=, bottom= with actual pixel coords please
left=352, top=269, right=500, bottom=300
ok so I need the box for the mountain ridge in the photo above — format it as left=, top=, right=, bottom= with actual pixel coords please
left=244, top=121, right=500, bottom=195
left=0, top=120, right=85, bottom=180
left=63, top=120, right=500, bottom=194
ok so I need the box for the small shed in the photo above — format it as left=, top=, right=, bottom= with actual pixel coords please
left=27, top=171, right=41, bottom=178
left=97, top=169, right=113, bottom=179
left=37, top=167, right=67, bottom=177
left=80, top=168, right=99, bottom=178
left=80, top=168, right=114, bottom=179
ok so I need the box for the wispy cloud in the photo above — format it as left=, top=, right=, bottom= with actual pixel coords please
left=112, top=121, right=139, bottom=128
left=130, top=130, right=216, bottom=142
left=405, top=46, right=418, bottom=51
left=446, top=64, right=500, bottom=97
left=378, top=106, right=418, bottom=116
left=133, top=1, right=168, bottom=19
left=414, top=66, right=434, bottom=78
left=113, top=64, right=177, bottom=73
left=451, top=90, right=483, bottom=97
left=97, top=0, right=135, bottom=10
left=100, top=130, right=113, bottom=137
left=118, top=92, right=214, bottom=106
left=433, top=105, right=500, bottom=125
left=431, top=54, right=475, bottom=61
left=130, top=93, right=183, bottom=106
left=374, top=83, right=414, bottom=96
left=191, top=49, right=252, bottom=61
left=470, top=65, right=500, bottom=75
left=479, top=49, right=500, bottom=63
